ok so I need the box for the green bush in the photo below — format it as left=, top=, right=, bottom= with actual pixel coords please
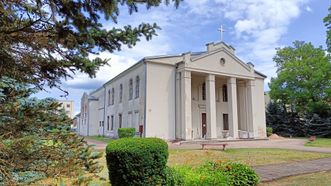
left=175, top=166, right=228, bottom=186
left=118, top=127, right=136, bottom=138
left=175, top=161, right=259, bottom=186
left=162, top=166, right=184, bottom=186
left=106, top=138, right=168, bottom=186
left=266, top=127, right=273, bottom=137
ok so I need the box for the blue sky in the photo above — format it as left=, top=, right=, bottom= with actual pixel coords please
left=34, top=0, right=330, bottom=115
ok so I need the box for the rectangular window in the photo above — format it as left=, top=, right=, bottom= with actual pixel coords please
left=108, top=90, right=111, bottom=105
left=118, top=114, right=122, bottom=128
left=107, top=116, right=110, bottom=130
left=135, top=76, right=140, bottom=98
left=119, top=84, right=123, bottom=103
left=66, top=104, right=70, bottom=108
left=111, top=115, right=114, bottom=130
left=223, top=114, right=229, bottom=130
left=129, top=79, right=133, bottom=100
left=222, top=85, right=228, bottom=102
left=202, top=82, right=206, bottom=100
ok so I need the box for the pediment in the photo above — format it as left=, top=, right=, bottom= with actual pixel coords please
left=187, top=49, right=254, bottom=78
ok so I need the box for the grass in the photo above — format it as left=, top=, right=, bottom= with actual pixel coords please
left=260, top=171, right=331, bottom=186
left=168, top=148, right=331, bottom=167
left=85, top=135, right=113, bottom=143
left=33, top=148, right=331, bottom=185
left=305, top=138, right=331, bottom=148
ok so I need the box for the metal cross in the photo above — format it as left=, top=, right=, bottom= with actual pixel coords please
left=218, top=25, right=225, bottom=41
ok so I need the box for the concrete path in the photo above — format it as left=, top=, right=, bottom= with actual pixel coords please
left=254, top=157, right=331, bottom=182
left=169, top=138, right=331, bottom=154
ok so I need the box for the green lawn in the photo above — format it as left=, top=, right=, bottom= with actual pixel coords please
left=85, top=135, right=113, bottom=143
left=168, top=148, right=331, bottom=167
left=260, top=171, right=331, bottom=186
left=305, top=138, right=331, bottom=148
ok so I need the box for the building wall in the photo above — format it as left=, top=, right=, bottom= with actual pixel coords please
left=58, top=100, right=74, bottom=118
left=103, top=63, right=146, bottom=137
left=253, top=78, right=267, bottom=138
left=145, top=62, right=176, bottom=140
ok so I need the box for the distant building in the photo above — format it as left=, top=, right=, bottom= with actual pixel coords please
left=58, top=100, right=74, bottom=119
left=77, top=41, right=267, bottom=140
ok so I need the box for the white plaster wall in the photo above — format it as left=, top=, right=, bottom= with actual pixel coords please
left=253, top=78, right=267, bottom=138
left=145, top=62, right=176, bottom=140
left=103, top=63, right=146, bottom=137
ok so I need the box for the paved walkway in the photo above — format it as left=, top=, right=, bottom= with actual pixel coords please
left=254, top=157, right=331, bottom=181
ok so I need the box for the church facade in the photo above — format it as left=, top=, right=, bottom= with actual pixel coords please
left=77, top=42, right=267, bottom=140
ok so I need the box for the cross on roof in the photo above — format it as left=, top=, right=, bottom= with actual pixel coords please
left=218, top=25, right=225, bottom=42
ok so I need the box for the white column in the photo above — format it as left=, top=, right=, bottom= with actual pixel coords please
left=228, top=77, right=238, bottom=139
left=181, top=71, right=192, bottom=140
left=175, top=72, right=181, bottom=139
left=206, top=74, right=217, bottom=139
left=246, top=80, right=258, bottom=138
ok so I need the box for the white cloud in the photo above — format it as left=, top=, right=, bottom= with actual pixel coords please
left=185, top=0, right=309, bottom=83
left=306, top=6, right=312, bottom=12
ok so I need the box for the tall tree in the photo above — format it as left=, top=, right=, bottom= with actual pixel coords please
left=0, top=0, right=181, bottom=90
left=324, top=5, right=331, bottom=52
left=269, top=41, right=331, bottom=116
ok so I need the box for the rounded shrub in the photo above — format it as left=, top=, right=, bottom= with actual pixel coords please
left=106, top=138, right=168, bottom=186
left=118, top=127, right=136, bottom=138
left=266, top=127, right=273, bottom=137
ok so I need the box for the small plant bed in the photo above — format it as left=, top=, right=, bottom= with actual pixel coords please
left=260, top=171, right=331, bottom=186
left=305, top=138, right=331, bottom=148
left=168, top=148, right=331, bottom=167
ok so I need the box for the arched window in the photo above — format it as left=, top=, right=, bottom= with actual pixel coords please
left=135, top=76, right=140, bottom=98
left=108, top=89, right=111, bottom=105
left=222, top=84, right=228, bottom=102
left=111, top=87, right=115, bottom=105
left=119, top=84, right=123, bottom=103
left=129, top=79, right=133, bottom=100
left=202, top=82, right=206, bottom=100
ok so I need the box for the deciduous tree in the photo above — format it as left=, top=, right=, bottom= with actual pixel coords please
left=269, top=41, right=331, bottom=116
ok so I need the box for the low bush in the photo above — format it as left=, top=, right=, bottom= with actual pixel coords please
left=175, top=161, right=259, bottom=186
left=106, top=138, right=168, bottom=186
left=175, top=166, right=228, bottom=186
left=162, top=166, right=184, bottom=186
left=266, top=127, right=273, bottom=137
left=118, top=128, right=136, bottom=138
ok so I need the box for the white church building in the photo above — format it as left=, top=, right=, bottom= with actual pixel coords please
left=77, top=41, right=267, bottom=140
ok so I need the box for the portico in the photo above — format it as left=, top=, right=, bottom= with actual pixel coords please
left=175, top=42, right=266, bottom=140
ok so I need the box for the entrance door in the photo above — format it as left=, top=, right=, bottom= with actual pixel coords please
left=201, top=113, right=207, bottom=138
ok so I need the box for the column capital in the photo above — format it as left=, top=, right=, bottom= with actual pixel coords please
left=182, top=70, right=191, bottom=79
left=206, top=74, right=215, bottom=81
left=247, top=79, right=255, bottom=86
left=227, top=77, right=236, bottom=84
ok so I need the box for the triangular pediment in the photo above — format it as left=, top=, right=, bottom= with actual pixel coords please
left=187, top=49, right=255, bottom=78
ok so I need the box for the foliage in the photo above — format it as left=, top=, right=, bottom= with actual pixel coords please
left=266, top=127, right=273, bottom=137
left=269, top=41, right=331, bottom=116
left=0, top=77, right=102, bottom=185
left=118, top=127, right=136, bottom=138
left=162, top=166, right=185, bottom=186
left=266, top=102, right=331, bottom=137
left=175, top=161, right=259, bottom=186
left=324, top=5, right=331, bottom=52
left=106, top=138, right=168, bottom=186
left=0, top=0, right=181, bottom=90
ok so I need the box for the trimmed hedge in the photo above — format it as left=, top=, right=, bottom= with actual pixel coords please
left=118, top=127, right=136, bottom=138
left=106, top=138, right=168, bottom=186
left=266, top=127, right=273, bottom=137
